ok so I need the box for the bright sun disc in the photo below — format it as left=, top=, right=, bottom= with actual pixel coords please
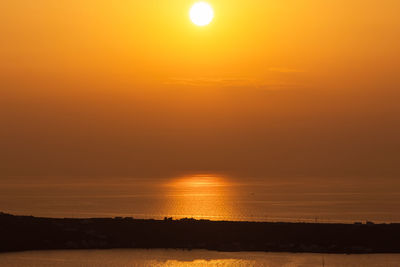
left=190, top=2, right=214, bottom=26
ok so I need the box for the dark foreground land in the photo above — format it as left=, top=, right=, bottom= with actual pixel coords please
left=1, top=212, right=400, bottom=254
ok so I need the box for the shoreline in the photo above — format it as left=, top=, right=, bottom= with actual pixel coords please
left=1, top=212, right=399, bottom=254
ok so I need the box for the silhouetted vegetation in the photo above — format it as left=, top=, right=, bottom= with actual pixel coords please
left=1, top=212, right=399, bottom=253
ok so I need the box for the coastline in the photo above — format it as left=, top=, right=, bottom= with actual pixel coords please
left=1, top=212, right=399, bottom=254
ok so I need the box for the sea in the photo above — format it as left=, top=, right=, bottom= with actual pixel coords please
left=1, top=175, right=400, bottom=223
left=1, top=250, right=400, bottom=267
left=1, top=175, right=400, bottom=266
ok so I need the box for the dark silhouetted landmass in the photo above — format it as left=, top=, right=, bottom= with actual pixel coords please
left=1, top=212, right=400, bottom=254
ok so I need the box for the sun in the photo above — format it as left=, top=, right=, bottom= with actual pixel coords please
left=190, top=2, right=214, bottom=26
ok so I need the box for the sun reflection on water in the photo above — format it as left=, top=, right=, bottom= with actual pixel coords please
left=163, top=174, right=236, bottom=221
left=167, top=174, right=228, bottom=188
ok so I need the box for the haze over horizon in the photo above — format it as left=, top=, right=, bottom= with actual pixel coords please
left=1, top=0, right=400, bottom=181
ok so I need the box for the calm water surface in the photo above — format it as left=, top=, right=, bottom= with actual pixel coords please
left=0, top=250, right=399, bottom=267
left=1, top=175, right=400, bottom=223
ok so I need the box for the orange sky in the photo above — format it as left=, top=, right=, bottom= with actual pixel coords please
left=1, top=0, right=399, bottom=179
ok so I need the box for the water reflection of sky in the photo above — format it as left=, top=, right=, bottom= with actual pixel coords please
left=1, top=249, right=400, bottom=267
left=1, top=176, right=400, bottom=223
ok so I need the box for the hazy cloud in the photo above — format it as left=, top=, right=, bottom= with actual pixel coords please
left=164, top=77, right=259, bottom=87
left=164, top=77, right=301, bottom=90
left=268, top=67, right=306, bottom=73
